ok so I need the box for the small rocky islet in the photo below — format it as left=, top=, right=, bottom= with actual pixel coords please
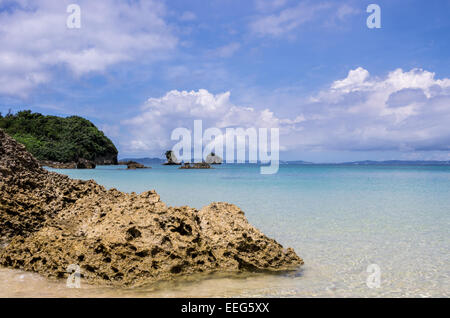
left=118, top=160, right=151, bottom=170
left=0, top=129, right=303, bottom=286
left=180, top=162, right=212, bottom=169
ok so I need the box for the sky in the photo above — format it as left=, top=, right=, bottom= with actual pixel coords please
left=0, top=0, right=449, bottom=162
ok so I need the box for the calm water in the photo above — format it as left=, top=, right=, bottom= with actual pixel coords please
left=1, top=164, right=449, bottom=297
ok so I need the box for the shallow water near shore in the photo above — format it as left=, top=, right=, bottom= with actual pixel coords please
left=1, top=164, right=449, bottom=297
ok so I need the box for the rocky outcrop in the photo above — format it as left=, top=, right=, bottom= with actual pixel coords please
left=0, top=129, right=303, bottom=286
left=0, top=129, right=101, bottom=241
left=163, top=150, right=181, bottom=165
left=76, top=158, right=96, bottom=169
left=94, top=154, right=118, bottom=165
left=126, top=161, right=150, bottom=169
left=179, top=162, right=211, bottom=169
left=205, top=153, right=223, bottom=164
left=118, top=160, right=151, bottom=169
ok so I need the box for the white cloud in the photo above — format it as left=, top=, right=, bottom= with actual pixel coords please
left=249, top=1, right=359, bottom=37
left=122, top=89, right=282, bottom=153
left=179, top=11, right=196, bottom=21
left=254, top=0, right=287, bottom=12
left=330, top=67, right=370, bottom=91
left=0, top=0, right=177, bottom=96
left=250, top=2, right=330, bottom=37
left=288, top=67, right=450, bottom=152
left=122, top=68, right=450, bottom=156
left=335, top=4, right=359, bottom=21
left=208, top=42, right=241, bottom=58
left=100, top=124, right=120, bottom=138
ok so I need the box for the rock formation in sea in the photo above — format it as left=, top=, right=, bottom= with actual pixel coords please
left=179, top=162, right=212, bottom=169
left=205, top=152, right=223, bottom=164
left=0, top=129, right=303, bottom=286
left=125, top=161, right=150, bottom=169
left=163, top=150, right=181, bottom=165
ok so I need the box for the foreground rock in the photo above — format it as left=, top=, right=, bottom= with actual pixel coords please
left=0, top=129, right=303, bottom=286
left=0, top=130, right=100, bottom=241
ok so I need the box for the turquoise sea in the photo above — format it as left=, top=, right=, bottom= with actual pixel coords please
left=1, top=164, right=449, bottom=297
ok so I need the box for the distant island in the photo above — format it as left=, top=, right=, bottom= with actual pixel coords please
left=0, top=110, right=118, bottom=165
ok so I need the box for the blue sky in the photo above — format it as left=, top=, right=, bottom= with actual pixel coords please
left=0, top=0, right=449, bottom=162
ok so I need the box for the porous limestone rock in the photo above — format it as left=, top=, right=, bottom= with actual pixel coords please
left=0, top=129, right=101, bottom=241
left=0, top=129, right=303, bottom=286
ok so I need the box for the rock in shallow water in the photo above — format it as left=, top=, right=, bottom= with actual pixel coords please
left=179, top=162, right=211, bottom=169
left=125, top=161, right=150, bottom=169
left=0, top=129, right=303, bottom=286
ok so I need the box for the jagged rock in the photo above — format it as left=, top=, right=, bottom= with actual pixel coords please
left=179, top=162, right=211, bottom=169
left=0, top=129, right=101, bottom=241
left=0, top=129, right=303, bottom=286
left=205, top=153, right=223, bottom=164
left=163, top=150, right=181, bottom=165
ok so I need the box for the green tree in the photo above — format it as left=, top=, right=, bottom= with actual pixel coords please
left=0, top=110, right=118, bottom=163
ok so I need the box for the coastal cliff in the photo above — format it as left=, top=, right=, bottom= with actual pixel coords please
left=0, top=129, right=303, bottom=286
